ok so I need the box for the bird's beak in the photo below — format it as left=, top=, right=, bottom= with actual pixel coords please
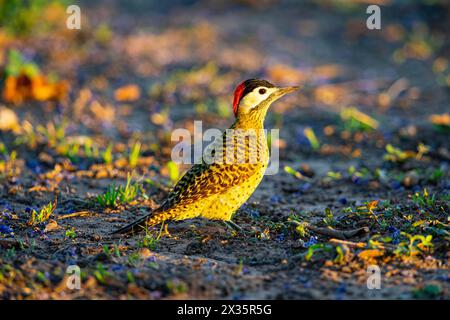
left=273, top=86, right=300, bottom=99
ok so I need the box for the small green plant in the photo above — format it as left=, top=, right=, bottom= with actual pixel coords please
left=65, top=228, right=77, bottom=239
left=27, top=199, right=56, bottom=226
left=36, top=120, right=68, bottom=148
left=129, top=141, right=141, bottom=168
left=384, top=144, right=413, bottom=163
left=288, top=215, right=309, bottom=238
left=0, top=147, right=17, bottom=177
left=369, top=234, right=394, bottom=247
left=284, top=166, right=310, bottom=180
left=342, top=206, right=354, bottom=213
left=384, top=143, right=429, bottom=163
left=93, top=263, right=111, bottom=284
left=14, top=121, right=38, bottom=148
left=127, top=253, right=141, bottom=267
left=429, top=168, right=444, bottom=183
left=119, top=173, right=140, bottom=203
left=235, top=259, right=244, bottom=275
left=4, top=49, right=39, bottom=77
left=354, top=201, right=379, bottom=221
left=96, top=183, right=121, bottom=208
left=102, top=143, right=113, bottom=164
left=305, top=244, right=332, bottom=261
left=323, top=208, right=335, bottom=226
left=334, top=246, right=345, bottom=264
left=412, top=189, right=436, bottom=207
left=60, top=142, right=80, bottom=162
left=295, top=222, right=309, bottom=238
left=139, top=224, right=164, bottom=250
left=394, top=232, right=433, bottom=257
left=5, top=247, right=16, bottom=259
left=83, top=138, right=98, bottom=158
left=166, top=279, right=188, bottom=295
left=102, top=245, right=111, bottom=257
left=96, top=173, right=143, bottom=208
left=0, top=142, right=7, bottom=155
left=36, top=271, right=48, bottom=284
left=140, top=234, right=159, bottom=250
left=113, top=244, right=121, bottom=258
left=126, top=271, right=135, bottom=284
left=340, top=107, right=379, bottom=132
left=303, top=127, right=320, bottom=150
left=348, top=166, right=371, bottom=179
left=326, top=171, right=342, bottom=180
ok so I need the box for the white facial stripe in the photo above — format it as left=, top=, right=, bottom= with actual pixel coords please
left=239, top=86, right=277, bottom=111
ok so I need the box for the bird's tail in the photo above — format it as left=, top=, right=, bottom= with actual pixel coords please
left=110, top=209, right=168, bottom=235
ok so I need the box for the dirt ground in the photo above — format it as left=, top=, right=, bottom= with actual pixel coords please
left=0, top=0, right=449, bottom=299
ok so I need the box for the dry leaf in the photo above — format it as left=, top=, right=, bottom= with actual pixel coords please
left=358, top=249, right=384, bottom=260
left=114, top=84, right=140, bottom=102
left=2, top=73, right=69, bottom=104
left=430, top=113, right=449, bottom=127
left=0, top=107, right=19, bottom=132
left=44, top=220, right=58, bottom=232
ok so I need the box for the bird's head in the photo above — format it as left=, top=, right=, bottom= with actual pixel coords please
left=232, top=79, right=299, bottom=120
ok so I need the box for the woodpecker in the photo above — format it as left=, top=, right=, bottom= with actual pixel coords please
left=112, top=79, right=298, bottom=235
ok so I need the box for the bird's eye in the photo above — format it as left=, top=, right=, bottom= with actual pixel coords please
left=259, top=88, right=267, bottom=94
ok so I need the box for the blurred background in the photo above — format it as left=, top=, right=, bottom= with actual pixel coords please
left=0, top=0, right=448, bottom=155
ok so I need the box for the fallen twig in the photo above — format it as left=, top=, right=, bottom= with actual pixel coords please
left=308, top=225, right=370, bottom=240
left=57, top=211, right=92, bottom=220
left=328, top=238, right=396, bottom=251
left=328, top=238, right=367, bottom=249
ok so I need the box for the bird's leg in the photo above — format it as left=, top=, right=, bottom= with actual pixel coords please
left=219, top=221, right=239, bottom=235
left=219, top=221, right=229, bottom=229
left=156, top=222, right=172, bottom=239
left=226, top=220, right=243, bottom=231
left=223, top=220, right=247, bottom=235
left=162, top=223, right=172, bottom=238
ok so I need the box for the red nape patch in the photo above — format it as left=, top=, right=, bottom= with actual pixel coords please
left=232, top=81, right=246, bottom=116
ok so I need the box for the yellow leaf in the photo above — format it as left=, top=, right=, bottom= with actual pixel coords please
left=44, top=220, right=58, bottom=233
left=0, top=107, right=19, bottom=132
left=429, top=113, right=450, bottom=126
left=358, top=249, right=384, bottom=260
left=114, top=84, right=140, bottom=102
left=366, top=200, right=379, bottom=212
